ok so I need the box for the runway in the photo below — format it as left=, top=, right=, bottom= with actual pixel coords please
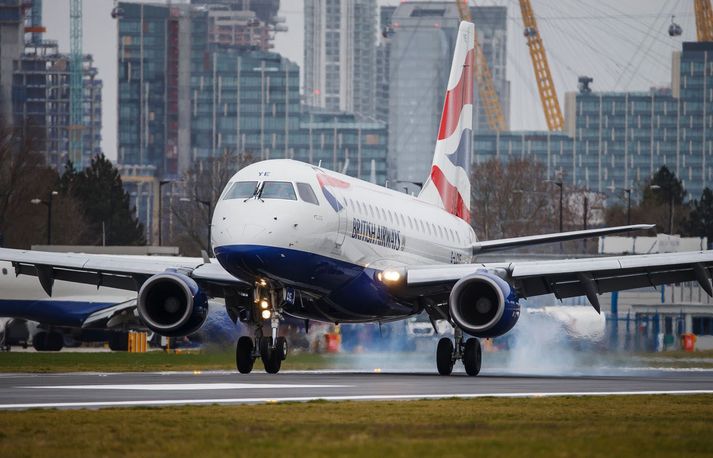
left=1, top=369, right=713, bottom=410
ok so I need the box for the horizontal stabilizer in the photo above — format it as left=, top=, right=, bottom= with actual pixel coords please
left=472, top=224, right=654, bottom=254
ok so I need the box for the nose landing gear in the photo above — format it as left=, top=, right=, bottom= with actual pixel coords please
left=436, top=327, right=482, bottom=376
left=235, top=283, right=288, bottom=374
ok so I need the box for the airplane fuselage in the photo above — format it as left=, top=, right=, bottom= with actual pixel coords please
left=212, top=159, right=476, bottom=323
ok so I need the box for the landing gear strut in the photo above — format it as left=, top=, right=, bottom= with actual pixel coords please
left=436, top=328, right=481, bottom=376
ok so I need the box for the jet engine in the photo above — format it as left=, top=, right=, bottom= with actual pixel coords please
left=137, top=272, right=209, bottom=337
left=448, top=271, right=520, bottom=338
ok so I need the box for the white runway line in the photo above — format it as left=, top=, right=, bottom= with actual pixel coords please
left=23, top=383, right=351, bottom=391
left=2, top=390, right=713, bottom=410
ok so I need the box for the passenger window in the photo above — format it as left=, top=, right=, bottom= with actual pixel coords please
left=399, top=214, right=406, bottom=227
left=296, top=182, right=319, bottom=205
left=369, top=205, right=376, bottom=218
left=388, top=210, right=394, bottom=224
left=261, top=181, right=297, bottom=200
left=223, top=181, right=258, bottom=200
left=438, top=226, right=444, bottom=238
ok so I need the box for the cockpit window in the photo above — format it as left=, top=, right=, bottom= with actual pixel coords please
left=296, top=182, right=320, bottom=205
left=260, top=181, right=297, bottom=200
left=224, top=181, right=258, bottom=200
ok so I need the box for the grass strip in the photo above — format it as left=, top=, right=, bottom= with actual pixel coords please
left=0, top=395, right=711, bottom=457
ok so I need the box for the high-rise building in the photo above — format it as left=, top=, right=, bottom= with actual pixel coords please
left=387, top=2, right=509, bottom=187
left=0, top=0, right=24, bottom=125
left=375, top=5, right=395, bottom=123
left=304, top=0, right=377, bottom=118
left=117, top=2, right=387, bottom=244
left=4, top=1, right=102, bottom=170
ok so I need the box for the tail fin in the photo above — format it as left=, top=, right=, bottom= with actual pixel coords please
left=418, top=21, right=474, bottom=223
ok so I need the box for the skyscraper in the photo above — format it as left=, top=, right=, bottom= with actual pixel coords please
left=304, top=0, right=377, bottom=119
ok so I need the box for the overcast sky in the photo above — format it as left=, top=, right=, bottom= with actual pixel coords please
left=43, top=0, right=697, bottom=161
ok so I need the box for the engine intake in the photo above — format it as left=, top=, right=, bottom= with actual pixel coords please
left=448, top=272, right=520, bottom=338
left=137, top=272, right=209, bottom=337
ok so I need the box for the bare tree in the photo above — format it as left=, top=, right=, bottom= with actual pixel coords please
left=471, top=158, right=555, bottom=240
left=169, top=150, right=255, bottom=255
left=0, top=124, right=88, bottom=248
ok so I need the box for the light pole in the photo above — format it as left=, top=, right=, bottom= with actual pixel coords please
left=157, top=180, right=172, bottom=246
left=650, top=184, right=674, bottom=234
left=30, top=190, right=58, bottom=245
left=623, top=188, right=632, bottom=226
left=181, top=197, right=212, bottom=250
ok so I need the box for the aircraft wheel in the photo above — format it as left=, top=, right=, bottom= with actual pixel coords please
left=275, top=336, right=288, bottom=361
left=108, top=332, right=129, bottom=351
left=260, top=336, right=282, bottom=374
left=46, top=332, right=64, bottom=351
left=236, top=336, right=255, bottom=374
left=32, top=332, right=47, bottom=351
left=463, top=338, right=482, bottom=376
left=436, top=337, right=454, bottom=376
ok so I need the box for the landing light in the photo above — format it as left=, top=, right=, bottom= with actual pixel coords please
left=258, top=279, right=267, bottom=287
left=260, top=300, right=269, bottom=310
left=382, top=270, right=401, bottom=282
left=261, top=309, right=272, bottom=320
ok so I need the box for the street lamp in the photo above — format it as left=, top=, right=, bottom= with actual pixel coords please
left=157, top=180, right=173, bottom=246
left=30, top=190, right=58, bottom=245
left=544, top=180, right=564, bottom=233
left=180, top=197, right=212, bottom=250
left=623, top=188, right=632, bottom=226
left=649, top=184, right=674, bottom=234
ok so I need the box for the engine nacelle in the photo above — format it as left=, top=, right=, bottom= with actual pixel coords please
left=137, top=272, right=209, bottom=337
left=448, top=271, right=520, bottom=338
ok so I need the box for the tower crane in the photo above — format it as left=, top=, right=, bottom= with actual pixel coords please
left=518, top=0, right=563, bottom=131
left=69, top=0, right=83, bottom=166
left=454, top=0, right=507, bottom=132
left=695, top=0, right=713, bottom=41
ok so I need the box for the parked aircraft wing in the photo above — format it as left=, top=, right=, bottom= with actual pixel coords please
left=472, top=224, right=654, bottom=254
left=0, top=248, right=250, bottom=297
left=394, top=250, right=713, bottom=313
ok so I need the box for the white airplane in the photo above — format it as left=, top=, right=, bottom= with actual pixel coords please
left=2, top=21, right=713, bottom=375
left=0, top=260, right=138, bottom=350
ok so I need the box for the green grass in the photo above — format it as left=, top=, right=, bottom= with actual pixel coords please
left=0, top=350, right=336, bottom=373
left=1, top=395, right=712, bottom=457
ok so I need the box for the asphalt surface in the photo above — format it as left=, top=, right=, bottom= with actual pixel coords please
left=1, top=369, right=713, bottom=410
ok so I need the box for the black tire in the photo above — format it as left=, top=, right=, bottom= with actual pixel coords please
left=260, top=336, right=282, bottom=374
left=463, top=338, right=482, bottom=376
left=46, top=332, right=63, bottom=352
left=32, top=332, right=47, bottom=351
left=436, top=337, right=454, bottom=375
left=108, top=332, right=129, bottom=351
left=275, top=336, right=288, bottom=361
left=236, top=336, right=255, bottom=374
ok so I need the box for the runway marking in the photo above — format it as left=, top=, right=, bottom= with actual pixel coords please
left=3, top=390, right=713, bottom=410
left=22, top=383, right=351, bottom=391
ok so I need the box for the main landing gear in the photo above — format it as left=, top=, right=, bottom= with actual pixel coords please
left=436, top=327, right=481, bottom=376
left=235, top=282, right=288, bottom=374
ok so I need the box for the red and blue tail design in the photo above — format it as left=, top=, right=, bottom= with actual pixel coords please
left=418, top=21, right=474, bottom=223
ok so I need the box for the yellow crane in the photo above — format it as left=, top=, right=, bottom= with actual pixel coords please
left=518, top=0, right=563, bottom=131
left=455, top=0, right=507, bottom=132
left=695, top=0, right=713, bottom=41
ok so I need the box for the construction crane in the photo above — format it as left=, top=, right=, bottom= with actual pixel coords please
left=454, top=0, right=507, bottom=132
left=518, top=0, right=563, bottom=131
left=69, top=0, right=83, bottom=167
left=695, top=0, right=713, bottom=41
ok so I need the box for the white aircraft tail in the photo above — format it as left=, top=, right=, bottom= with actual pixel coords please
left=417, top=21, right=474, bottom=224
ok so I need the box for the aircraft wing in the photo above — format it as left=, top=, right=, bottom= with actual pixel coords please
left=397, top=250, right=713, bottom=313
left=0, top=247, right=249, bottom=298
left=472, top=224, right=654, bottom=253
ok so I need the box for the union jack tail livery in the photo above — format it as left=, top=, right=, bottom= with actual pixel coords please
left=418, top=21, right=474, bottom=223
